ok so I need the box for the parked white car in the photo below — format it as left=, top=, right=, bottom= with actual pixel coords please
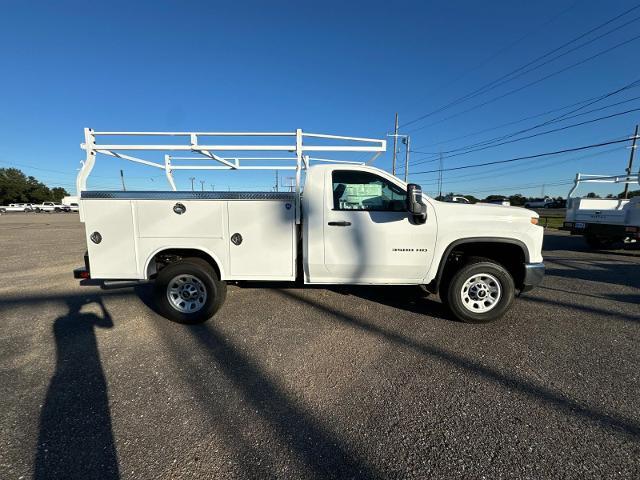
left=0, top=203, right=29, bottom=213
left=443, top=195, right=471, bottom=204
left=73, top=129, right=545, bottom=325
left=524, top=197, right=553, bottom=209
left=484, top=198, right=511, bottom=207
left=35, top=202, right=70, bottom=213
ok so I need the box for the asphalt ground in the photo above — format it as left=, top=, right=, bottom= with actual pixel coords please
left=1, top=213, right=639, bottom=479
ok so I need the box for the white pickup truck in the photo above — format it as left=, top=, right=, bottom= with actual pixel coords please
left=35, top=201, right=70, bottom=213
left=562, top=173, right=640, bottom=248
left=0, top=203, right=31, bottom=213
left=73, top=129, right=544, bottom=324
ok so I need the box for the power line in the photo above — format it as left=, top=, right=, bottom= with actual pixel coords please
left=411, top=105, right=640, bottom=166
left=412, top=78, right=640, bottom=156
left=401, top=3, right=640, bottom=130
left=428, top=146, right=624, bottom=185
left=411, top=137, right=634, bottom=175
left=426, top=1, right=580, bottom=94
left=416, top=13, right=640, bottom=130
left=406, top=32, right=640, bottom=134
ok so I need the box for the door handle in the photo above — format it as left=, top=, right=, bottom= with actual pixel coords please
left=328, top=221, right=351, bottom=226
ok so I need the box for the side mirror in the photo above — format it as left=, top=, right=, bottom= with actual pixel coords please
left=406, top=183, right=427, bottom=224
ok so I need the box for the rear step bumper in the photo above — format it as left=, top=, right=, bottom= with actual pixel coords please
left=73, top=251, right=91, bottom=279
left=73, top=267, right=90, bottom=279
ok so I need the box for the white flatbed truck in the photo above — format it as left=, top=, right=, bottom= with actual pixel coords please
left=73, top=129, right=544, bottom=324
left=562, top=173, right=640, bottom=248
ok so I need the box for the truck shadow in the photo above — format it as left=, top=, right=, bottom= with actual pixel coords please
left=544, top=258, right=640, bottom=290
left=544, top=232, right=640, bottom=256
left=136, top=286, right=382, bottom=479
left=34, top=296, right=119, bottom=480
left=538, top=285, right=640, bottom=307
left=327, top=285, right=453, bottom=321
left=276, top=289, right=640, bottom=439
left=232, top=282, right=454, bottom=322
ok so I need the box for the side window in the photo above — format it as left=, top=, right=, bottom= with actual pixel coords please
left=332, top=170, right=406, bottom=212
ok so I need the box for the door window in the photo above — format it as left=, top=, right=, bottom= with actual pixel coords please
left=332, top=171, right=406, bottom=211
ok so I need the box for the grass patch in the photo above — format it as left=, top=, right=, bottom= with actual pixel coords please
left=539, top=216, right=564, bottom=229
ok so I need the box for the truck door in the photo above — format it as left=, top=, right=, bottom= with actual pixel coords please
left=322, top=169, right=436, bottom=283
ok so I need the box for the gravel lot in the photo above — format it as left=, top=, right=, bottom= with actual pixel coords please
left=1, top=214, right=639, bottom=479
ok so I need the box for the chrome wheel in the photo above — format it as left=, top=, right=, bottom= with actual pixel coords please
left=166, top=274, right=208, bottom=313
left=460, top=273, right=501, bottom=313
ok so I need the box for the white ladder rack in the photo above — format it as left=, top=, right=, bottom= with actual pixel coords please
left=77, top=128, right=386, bottom=223
left=567, top=173, right=640, bottom=198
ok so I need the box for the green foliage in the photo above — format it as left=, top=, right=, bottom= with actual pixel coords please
left=508, top=194, right=526, bottom=206
left=618, top=189, right=640, bottom=198
left=0, top=168, right=69, bottom=204
left=586, top=192, right=600, bottom=198
left=51, top=187, right=68, bottom=202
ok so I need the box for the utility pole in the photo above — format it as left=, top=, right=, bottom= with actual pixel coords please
left=189, top=177, right=196, bottom=191
left=392, top=113, right=399, bottom=176
left=210, top=184, right=215, bottom=191
left=403, top=136, right=410, bottom=183
left=438, top=153, right=443, bottom=199
left=275, top=170, right=279, bottom=192
left=120, top=169, right=126, bottom=191
left=200, top=180, right=205, bottom=191
left=623, top=124, right=638, bottom=199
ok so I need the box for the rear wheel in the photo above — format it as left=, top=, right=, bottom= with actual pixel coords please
left=443, top=258, right=515, bottom=323
left=584, top=234, right=614, bottom=249
left=153, top=258, right=226, bottom=324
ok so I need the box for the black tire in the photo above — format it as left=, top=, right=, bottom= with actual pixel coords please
left=0, top=208, right=6, bottom=213
left=153, top=257, right=226, bottom=324
left=34, top=208, right=40, bottom=213
left=442, top=257, right=515, bottom=324
left=584, top=234, right=614, bottom=249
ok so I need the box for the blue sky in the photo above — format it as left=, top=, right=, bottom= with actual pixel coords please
left=1, top=0, right=639, bottom=198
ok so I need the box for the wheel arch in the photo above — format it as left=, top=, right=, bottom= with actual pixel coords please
left=432, top=237, right=530, bottom=293
left=144, top=247, right=225, bottom=280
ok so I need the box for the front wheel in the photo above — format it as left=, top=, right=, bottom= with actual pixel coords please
left=443, top=258, right=515, bottom=323
left=153, top=258, right=226, bottom=324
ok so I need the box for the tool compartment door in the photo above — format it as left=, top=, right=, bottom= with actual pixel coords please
left=227, top=200, right=295, bottom=279
left=82, top=199, right=138, bottom=279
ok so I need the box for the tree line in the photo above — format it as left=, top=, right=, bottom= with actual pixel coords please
left=0, top=168, right=69, bottom=204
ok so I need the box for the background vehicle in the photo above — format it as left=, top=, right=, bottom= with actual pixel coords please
left=443, top=195, right=471, bottom=204
left=562, top=173, right=640, bottom=248
left=524, top=197, right=553, bottom=209
left=548, top=198, right=566, bottom=209
left=35, top=201, right=70, bottom=213
left=484, top=197, right=510, bottom=206
left=0, top=203, right=29, bottom=213
left=73, top=129, right=545, bottom=325
left=19, top=203, right=38, bottom=212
